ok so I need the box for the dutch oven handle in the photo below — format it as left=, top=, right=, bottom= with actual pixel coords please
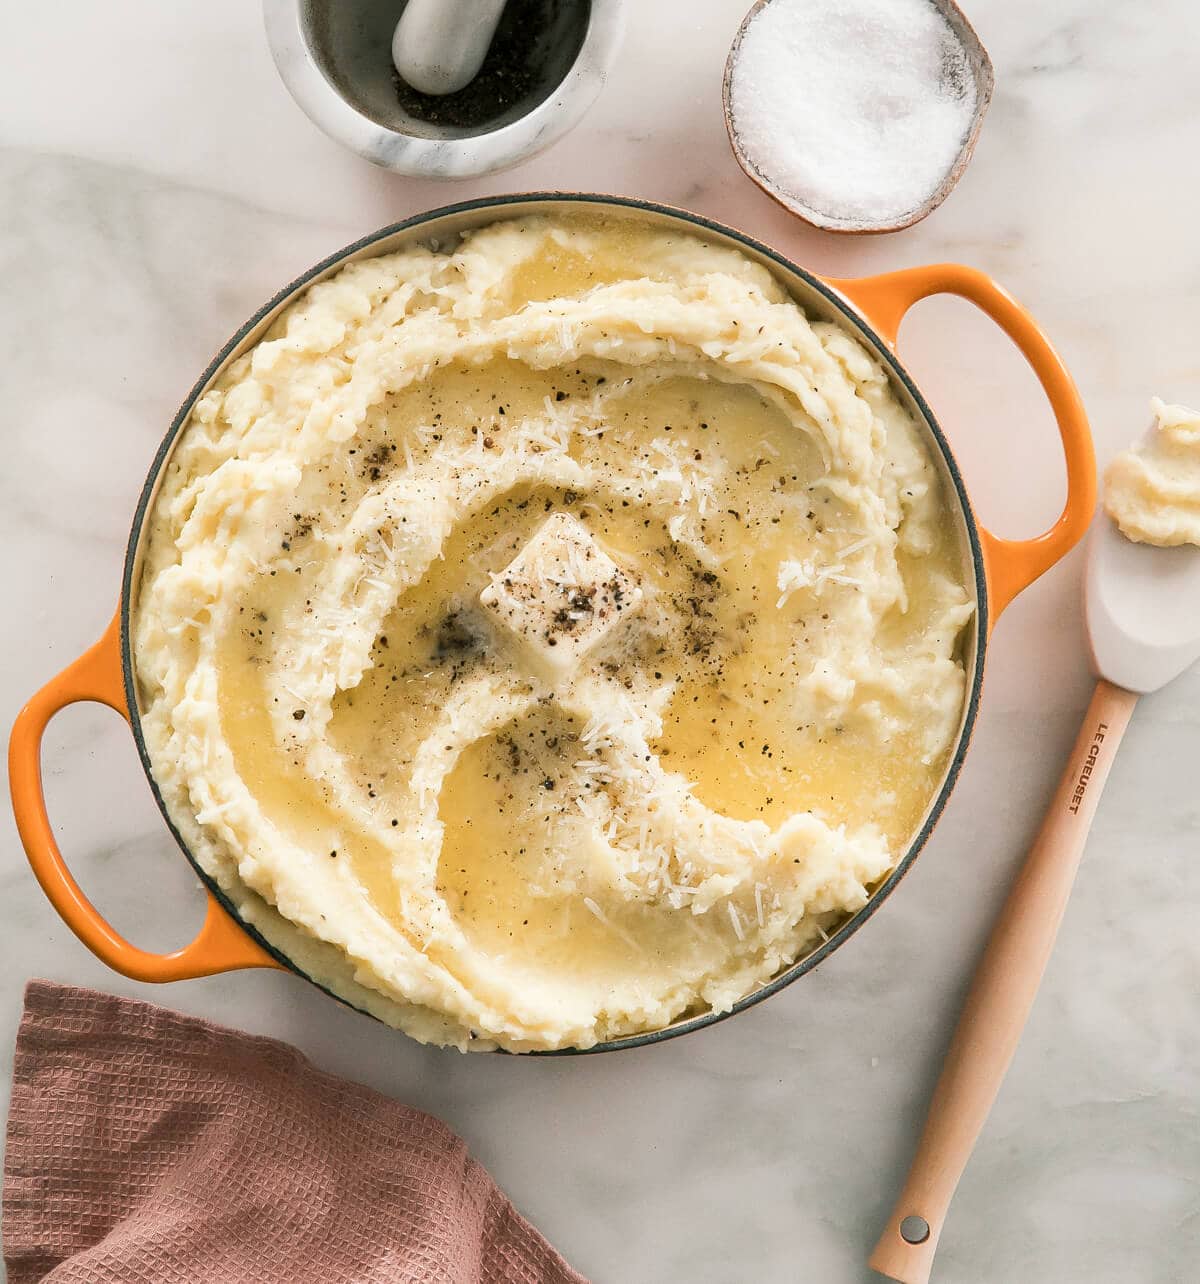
left=824, top=265, right=1096, bottom=626
left=8, top=613, right=282, bottom=981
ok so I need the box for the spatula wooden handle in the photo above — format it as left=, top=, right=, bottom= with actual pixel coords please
left=869, top=679, right=1139, bottom=1284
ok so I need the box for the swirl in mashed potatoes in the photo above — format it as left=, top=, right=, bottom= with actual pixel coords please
left=134, top=215, right=974, bottom=1050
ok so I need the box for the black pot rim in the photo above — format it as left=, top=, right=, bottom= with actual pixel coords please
left=119, top=192, right=988, bottom=1055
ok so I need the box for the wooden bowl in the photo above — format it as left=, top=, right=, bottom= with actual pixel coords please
left=723, top=0, right=994, bottom=235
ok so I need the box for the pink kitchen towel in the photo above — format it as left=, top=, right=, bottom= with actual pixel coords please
left=3, top=980, right=587, bottom=1284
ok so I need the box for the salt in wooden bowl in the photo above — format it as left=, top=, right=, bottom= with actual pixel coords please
left=723, top=0, right=994, bottom=234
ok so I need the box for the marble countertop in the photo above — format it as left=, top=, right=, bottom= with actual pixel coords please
left=2, top=2, right=1197, bottom=1280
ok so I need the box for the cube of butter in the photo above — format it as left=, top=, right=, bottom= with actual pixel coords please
left=479, top=512, right=642, bottom=678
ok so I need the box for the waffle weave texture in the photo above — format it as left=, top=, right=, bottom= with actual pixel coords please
left=3, top=980, right=585, bottom=1284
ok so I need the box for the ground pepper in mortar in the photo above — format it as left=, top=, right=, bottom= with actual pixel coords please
left=393, top=0, right=570, bottom=129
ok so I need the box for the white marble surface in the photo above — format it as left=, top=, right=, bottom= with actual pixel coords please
left=2, top=3, right=1198, bottom=1281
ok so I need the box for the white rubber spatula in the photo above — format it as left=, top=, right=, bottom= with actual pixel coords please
left=870, top=446, right=1200, bottom=1284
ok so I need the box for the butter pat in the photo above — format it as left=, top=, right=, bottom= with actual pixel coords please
left=480, top=513, right=642, bottom=677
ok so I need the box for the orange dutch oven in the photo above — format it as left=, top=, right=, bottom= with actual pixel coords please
left=8, top=196, right=1096, bottom=1051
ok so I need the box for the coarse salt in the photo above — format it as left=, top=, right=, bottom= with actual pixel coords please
left=729, top=0, right=979, bottom=226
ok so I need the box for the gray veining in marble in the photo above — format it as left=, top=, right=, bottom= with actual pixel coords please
left=2, top=3, right=1198, bottom=1281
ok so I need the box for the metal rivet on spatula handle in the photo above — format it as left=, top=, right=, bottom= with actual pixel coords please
left=899, top=1216, right=930, bottom=1245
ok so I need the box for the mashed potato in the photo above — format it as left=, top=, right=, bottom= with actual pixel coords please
left=1105, top=398, right=1200, bottom=546
left=134, top=215, right=974, bottom=1051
